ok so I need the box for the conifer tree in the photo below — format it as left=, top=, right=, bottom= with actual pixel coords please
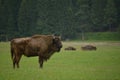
left=104, top=0, right=118, bottom=31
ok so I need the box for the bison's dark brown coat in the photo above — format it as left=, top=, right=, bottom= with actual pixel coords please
left=11, top=35, right=62, bottom=68
left=81, top=45, right=97, bottom=51
left=64, top=46, right=76, bottom=51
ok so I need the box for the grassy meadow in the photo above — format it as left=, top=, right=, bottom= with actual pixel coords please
left=0, top=41, right=120, bottom=80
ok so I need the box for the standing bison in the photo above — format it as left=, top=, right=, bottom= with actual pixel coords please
left=11, top=35, right=62, bottom=68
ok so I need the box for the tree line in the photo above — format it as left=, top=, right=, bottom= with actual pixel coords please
left=0, top=0, right=120, bottom=41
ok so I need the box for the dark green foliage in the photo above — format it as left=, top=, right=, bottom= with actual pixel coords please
left=104, top=0, right=118, bottom=31
left=0, top=0, right=22, bottom=40
left=0, top=0, right=120, bottom=41
left=18, top=0, right=38, bottom=36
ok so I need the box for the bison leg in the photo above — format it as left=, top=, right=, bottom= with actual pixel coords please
left=39, top=56, right=44, bottom=68
left=16, top=54, right=22, bottom=68
left=13, top=56, right=16, bottom=69
left=13, top=54, right=22, bottom=68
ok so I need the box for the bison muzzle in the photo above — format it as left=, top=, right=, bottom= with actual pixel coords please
left=10, top=35, right=62, bottom=68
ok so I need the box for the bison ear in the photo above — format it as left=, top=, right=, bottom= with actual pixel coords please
left=58, top=36, right=61, bottom=39
left=52, top=36, right=56, bottom=44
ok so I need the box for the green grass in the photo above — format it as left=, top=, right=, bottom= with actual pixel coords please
left=77, top=32, right=120, bottom=41
left=0, top=42, right=120, bottom=80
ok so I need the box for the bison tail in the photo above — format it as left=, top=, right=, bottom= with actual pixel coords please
left=10, top=40, right=15, bottom=61
left=11, top=47, right=14, bottom=61
left=10, top=42, right=15, bottom=61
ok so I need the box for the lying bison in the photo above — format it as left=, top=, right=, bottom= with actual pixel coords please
left=81, top=45, right=97, bottom=51
left=65, top=46, right=76, bottom=51
left=11, top=35, right=62, bottom=68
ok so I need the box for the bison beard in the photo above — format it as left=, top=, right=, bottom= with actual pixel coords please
left=10, top=35, right=62, bottom=69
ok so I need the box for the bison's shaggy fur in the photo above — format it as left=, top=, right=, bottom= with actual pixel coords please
left=11, top=35, right=62, bottom=68
left=65, top=46, right=76, bottom=51
left=81, top=45, right=97, bottom=51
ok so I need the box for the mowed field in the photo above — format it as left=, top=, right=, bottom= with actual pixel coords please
left=0, top=41, right=120, bottom=80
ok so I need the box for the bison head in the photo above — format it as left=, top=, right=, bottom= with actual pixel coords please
left=52, top=36, right=62, bottom=52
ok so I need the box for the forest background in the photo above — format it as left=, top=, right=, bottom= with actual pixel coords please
left=0, top=0, right=120, bottom=41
